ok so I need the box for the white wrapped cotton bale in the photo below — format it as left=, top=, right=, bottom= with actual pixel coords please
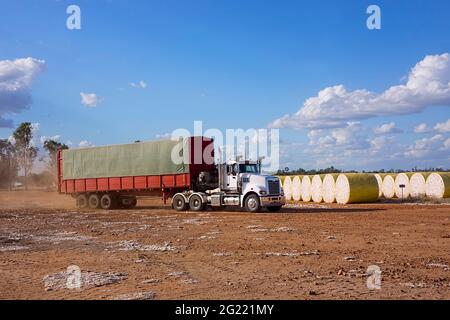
left=311, top=175, right=323, bottom=203
left=426, top=173, right=450, bottom=199
left=283, top=176, right=292, bottom=201
left=394, top=173, right=411, bottom=199
left=322, top=174, right=338, bottom=203
left=335, top=174, right=379, bottom=204
left=374, top=174, right=383, bottom=198
left=382, top=174, right=396, bottom=199
left=291, top=176, right=302, bottom=201
left=409, top=173, right=429, bottom=198
left=301, top=175, right=312, bottom=202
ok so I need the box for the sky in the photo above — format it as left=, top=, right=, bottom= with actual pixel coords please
left=0, top=0, right=449, bottom=172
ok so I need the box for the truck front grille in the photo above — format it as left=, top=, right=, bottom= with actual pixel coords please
left=267, top=180, right=280, bottom=195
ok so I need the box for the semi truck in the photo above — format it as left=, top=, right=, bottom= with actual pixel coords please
left=57, top=136, right=285, bottom=212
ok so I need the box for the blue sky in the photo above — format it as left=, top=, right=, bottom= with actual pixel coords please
left=1, top=0, right=449, bottom=171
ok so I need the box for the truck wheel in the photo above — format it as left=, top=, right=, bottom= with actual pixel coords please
left=100, top=193, right=117, bottom=210
left=76, top=194, right=88, bottom=208
left=267, top=206, right=282, bottom=212
left=88, top=194, right=101, bottom=209
left=245, top=194, right=261, bottom=213
left=189, top=194, right=205, bottom=211
left=172, top=194, right=187, bottom=211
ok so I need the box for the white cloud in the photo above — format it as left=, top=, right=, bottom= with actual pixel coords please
left=40, top=135, right=61, bottom=145
left=414, top=123, right=431, bottom=133
left=0, top=57, right=46, bottom=127
left=155, top=133, right=171, bottom=139
left=373, top=122, right=403, bottom=134
left=130, top=80, right=147, bottom=89
left=269, top=53, right=450, bottom=129
left=405, top=134, right=445, bottom=158
left=78, top=140, right=95, bottom=148
left=433, top=119, right=450, bottom=132
left=444, top=138, right=450, bottom=150
left=307, top=122, right=370, bottom=150
left=80, top=92, right=102, bottom=107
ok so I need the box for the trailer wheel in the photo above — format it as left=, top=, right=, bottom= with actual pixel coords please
left=189, top=194, right=205, bottom=211
left=172, top=194, right=188, bottom=211
left=100, top=193, right=117, bottom=210
left=76, top=194, right=88, bottom=208
left=88, top=194, right=101, bottom=209
left=244, top=194, right=260, bottom=213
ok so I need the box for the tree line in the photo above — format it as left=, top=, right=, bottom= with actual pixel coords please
left=0, top=122, right=68, bottom=190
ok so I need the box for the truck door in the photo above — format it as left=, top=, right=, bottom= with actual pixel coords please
left=226, top=164, right=238, bottom=191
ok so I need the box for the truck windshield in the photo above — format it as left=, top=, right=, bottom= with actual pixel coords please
left=239, top=164, right=259, bottom=173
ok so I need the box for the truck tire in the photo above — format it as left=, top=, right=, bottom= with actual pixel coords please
left=189, top=194, right=205, bottom=211
left=100, top=193, right=117, bottom=210
left=245, top=194, right=261, bottom=213
left=88, top=194, right=101, bottom=209
left=172, top=194, right=188, bottom=211
left=76, top=194, right=88, bottom=208
left=267, top=206, right=282, bottom=212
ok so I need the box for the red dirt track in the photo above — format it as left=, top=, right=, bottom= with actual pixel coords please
left=0, top=191, right=449, bottom=299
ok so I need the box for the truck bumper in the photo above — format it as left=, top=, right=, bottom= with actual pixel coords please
left=260, top=195, right=285, bottom=207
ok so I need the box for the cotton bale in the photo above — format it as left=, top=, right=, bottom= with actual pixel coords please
left=335, top=173, right=379, bottom=204
left=425, top=173, right=450, bottom=199
left=283, top=176, right=293, bottom=201
left=311, top=175, right=323, bottom=203
left=301, top=175, right=312, bottom=202
left=322, top=174, right=339, bottom=203
left=291, top=176, right=302, bottom=201
left=381, top=174, right=396, bottom=199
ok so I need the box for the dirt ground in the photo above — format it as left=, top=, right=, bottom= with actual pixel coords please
left=0, top=190, right=449, bottom=300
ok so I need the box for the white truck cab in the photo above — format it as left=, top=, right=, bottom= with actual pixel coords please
left=172, top=159, right=285, bottom=212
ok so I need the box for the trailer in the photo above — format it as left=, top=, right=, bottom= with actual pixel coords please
left=58, top=136, right=285, bottom=212
left=58, top=136, right=214, bottom=209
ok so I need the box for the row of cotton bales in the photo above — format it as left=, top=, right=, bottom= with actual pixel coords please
left=279, top=173, right=379, bottom=204
left=279, top=172, right=450, bottom=204
left=376, top=172, right=450, bottom=199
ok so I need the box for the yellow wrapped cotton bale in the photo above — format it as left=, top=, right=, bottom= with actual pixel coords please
left=394, top=173, right=413, bottom=199
left=426, top=173, right=450, bottom=199
left=311, top=175, right=323, bottom=203
left=322, top=174, right=339, bottom=203
left=291, top=176, right=302, bottom=201
left=373, top=174, right=383, bottom=198
left=382, top=174, right=396, bottom=199
left=409, top=172, right=431, bottom=198
left=301, top=175, right=312, bottom=202
left=283, top=176, right=292, bottom=201
left=335, top=173, right=379, bottom=204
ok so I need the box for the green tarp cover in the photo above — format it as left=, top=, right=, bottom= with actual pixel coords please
left=62, top=139, right=188, bottom=179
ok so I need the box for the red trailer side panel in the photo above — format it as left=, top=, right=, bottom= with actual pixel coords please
left=109, top=178, right=121, bottom=190
left=134, top=176, right=147, bottom=189
left=97, top=178, right=109, bottom=191
left=75, top=179, right=86, bottom=192
left=121, top=177, right=134, bottom=190
left=86, top=179, right=97, bottom=192
left=147, top=176, right=160, bottom=188
left=162, top=175, right=175, bottom=187
left=66, top=180, right=75, bottom=193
